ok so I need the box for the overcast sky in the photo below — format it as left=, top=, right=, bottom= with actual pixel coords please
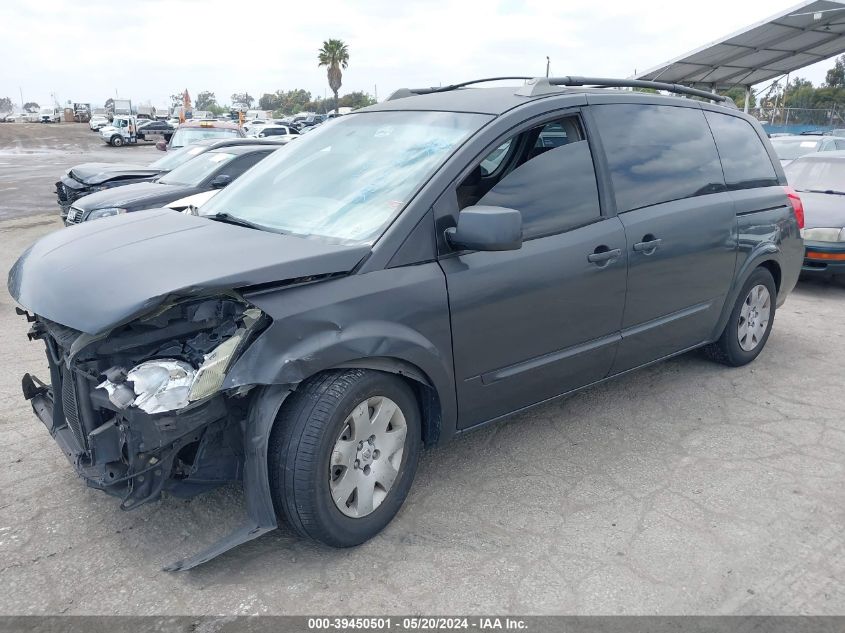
left=0, top=0, right=837, bottom=109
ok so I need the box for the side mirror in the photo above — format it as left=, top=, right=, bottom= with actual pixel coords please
left=210, top=174, right=232, bottom=189
left=445, top=205, right=522, bottom=252
left=155, top=140, right=167, bottom=151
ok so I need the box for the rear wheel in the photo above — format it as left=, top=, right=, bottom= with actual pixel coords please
left=268, top=369, right=421, bottom=547
left=705, top=267, right=776, bottom=366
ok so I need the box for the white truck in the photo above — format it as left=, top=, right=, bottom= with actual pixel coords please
left=100, top=115, right=139, bottom=146
left=112, top=99, right=132, bottom=116
left=39, top=106, right=61, bottom=123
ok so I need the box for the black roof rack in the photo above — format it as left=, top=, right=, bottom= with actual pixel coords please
left=545, top=76, right=733, bottom=106
left=387, top=75, right=735, bottom=107
left=386, top=77, right=533, bottom=101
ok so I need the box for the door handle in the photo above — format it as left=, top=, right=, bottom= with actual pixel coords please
left=633, top=238, right=663, bottom=253
left=587, top=248, right=622, bottom=264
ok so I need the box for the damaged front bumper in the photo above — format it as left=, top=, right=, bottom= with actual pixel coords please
left=55, top=176, right=86, bottom=218
left=22, top=370, right=236, bottom=510
left=18, top=300, right=284, bottom=570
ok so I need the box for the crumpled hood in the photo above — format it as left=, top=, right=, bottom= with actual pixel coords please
left=73, top=181, right=192, bottom=211
left=8, top=209, right=370, bottom=335
left=69, top=162, right=163, bottom=185
left=797, top=190, right=845, bottom=229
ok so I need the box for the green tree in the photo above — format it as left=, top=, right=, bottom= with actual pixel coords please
left=783, top=77, right=816, bottom=110
left=23, top=101, right=39, bottom=112
left=825, top=55, right=845, bottom=88
left=0, top=96, right=12, bottom=113
left=282, top=89, right=312, bottom=114
left=262, top=89, right=313, bottom=115
left=195, top=91, right=217, bottom=110
left=258, top=92, right=281, bottom=111
left=338, top=91, right=376, bottom=109
left=231, top=92, right=255, bottom=109
left=318, top=39, right=350, bottom=104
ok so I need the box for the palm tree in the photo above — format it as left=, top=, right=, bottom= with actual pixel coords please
left=318, top=39, right=350, bottom=108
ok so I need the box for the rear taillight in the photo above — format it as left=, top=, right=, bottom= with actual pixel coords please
left=784, top=186, right=805, bottom=229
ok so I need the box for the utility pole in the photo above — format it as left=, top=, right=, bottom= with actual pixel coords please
left=19, top=86, right=23, bottom=108
left=374, top=84, right=378, bottom=101
left=545, top=56, right=550, bottom=77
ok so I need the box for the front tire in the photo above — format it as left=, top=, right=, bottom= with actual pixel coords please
left=705, top=267, right=776, bottom=366
left=111, top=135, right=123, bottom=147
left=268, top=369, right=421, bottom=547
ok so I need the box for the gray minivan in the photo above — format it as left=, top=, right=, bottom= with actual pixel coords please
left=9, top=77, right=804, bottom=570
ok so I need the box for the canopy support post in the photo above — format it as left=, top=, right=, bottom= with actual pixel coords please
left=744, top=86, right=751, bottom=113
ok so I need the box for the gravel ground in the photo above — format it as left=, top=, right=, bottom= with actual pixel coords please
left=0, top=124, right=844, bottom=616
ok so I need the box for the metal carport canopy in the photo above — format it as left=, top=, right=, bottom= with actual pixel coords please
left=633, top=0, right=845, bottom=90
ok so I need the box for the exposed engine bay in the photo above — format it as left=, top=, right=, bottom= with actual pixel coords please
left=21, top=297, right=267, bottom=512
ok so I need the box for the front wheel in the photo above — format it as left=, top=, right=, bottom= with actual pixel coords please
left=268, top=369, right=421, bottom=547
left=110, top=135, right=123, bottom=147
left=705, top=267, right=776, bottom=367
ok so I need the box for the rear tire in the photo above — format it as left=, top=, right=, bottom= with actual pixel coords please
left=268, top=369, right=421, bottom=547
left=705, top=267, right=776, bottom=367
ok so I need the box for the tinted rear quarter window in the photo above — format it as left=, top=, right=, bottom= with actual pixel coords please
left=704, top=112, right=778, bottom=189
left=592, top=104, right=725, bottom=212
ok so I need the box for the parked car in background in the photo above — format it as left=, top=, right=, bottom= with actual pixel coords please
left=242, top=119, right=269, bottom=133
left=39, top=107, right=61, bottom=123
left=770, top=134, right=845, bottom=166
left=64, top=144, right=277, bottom=223
left=55, top=138, right=290, bottom=219
left=784, top=151, right=845, bottom=279
left=89, top=115, right=109, bottom=131
left=157, top=119, right=244, bottom=151
left=298, top=114, right=326, bottom=129
left=136, top=119, right=175, bottom=141
left=247, top=124, right=299, bottom=138
left=7, top=112, right=40, bottom=122
left=9, top=79, right=804, bottom=570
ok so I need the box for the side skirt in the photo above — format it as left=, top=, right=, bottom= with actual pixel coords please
left=454, top=341, right=710, bottom=438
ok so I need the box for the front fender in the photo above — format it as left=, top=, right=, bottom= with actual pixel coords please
left=228, top=264, right=458, bottom=443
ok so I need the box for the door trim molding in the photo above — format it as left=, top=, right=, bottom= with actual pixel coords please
left=620, top=300, right=714, bottom=339
left=479, top=331, right=621, bottom=385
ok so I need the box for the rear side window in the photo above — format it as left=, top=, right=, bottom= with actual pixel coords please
left=592, top=104, right=725, bottom=212
left=459, top=116, right=601, bottom=239
left=705, top=112, right=779, bottom=189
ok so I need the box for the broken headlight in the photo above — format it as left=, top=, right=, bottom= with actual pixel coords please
left=189, top=328, right=247, bottom=401
left=103, top=359, right=196, bottom=414
left=97, top=303, right=263, bottom=415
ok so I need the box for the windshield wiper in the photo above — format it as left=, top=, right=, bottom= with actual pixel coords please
left=207, top=212, right=268, bottom=231
left=801, top=189, right=845, bottom=196
left=206, top=212, right=285, bottom=234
